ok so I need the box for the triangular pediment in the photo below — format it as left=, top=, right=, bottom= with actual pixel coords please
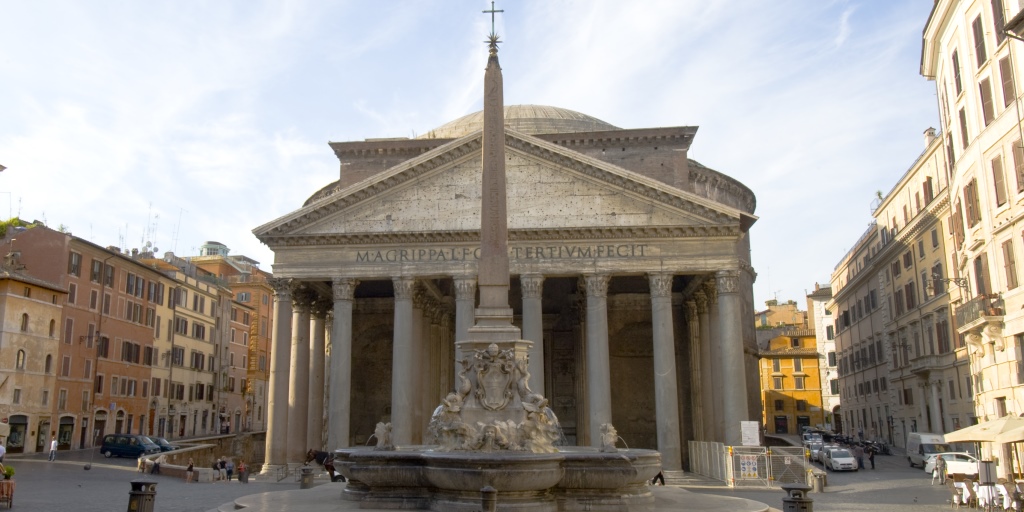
left=254, top=130, right=749, bottom=245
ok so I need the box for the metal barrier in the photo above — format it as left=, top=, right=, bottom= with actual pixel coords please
left=687, top=442, right=813, bottom=489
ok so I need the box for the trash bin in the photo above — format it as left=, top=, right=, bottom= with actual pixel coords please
left=809, top=472, right=825, bottom=493
left=780, top=483, right=813, bottom=512
left=300, top=467, right=314, bottom=489
left=239, top=469, right=248, bottom=483
left=127, top=480, right=157, bottom=512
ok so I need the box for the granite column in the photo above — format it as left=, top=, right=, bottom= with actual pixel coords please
left=287, top=289, right=313, bottom=462
left=583, top=273, right=612, bottom=448
left=649, top=273, right=682, bottom=469
left=391, top=277, right=416, bottom=445
left=716, top=270, right=748, bottom=446
left=328, top=278, right=357, bottom=449
left=307, top=300, right=328, bottom=451
left=520, top=274, right=545, bottom=395
left=263, top=278, right=293, bottom=473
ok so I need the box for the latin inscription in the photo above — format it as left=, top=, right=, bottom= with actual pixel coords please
left=354, top=244, right=648, bottom=263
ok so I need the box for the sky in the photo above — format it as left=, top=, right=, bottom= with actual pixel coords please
left=0, top=0, right=939, bottom=310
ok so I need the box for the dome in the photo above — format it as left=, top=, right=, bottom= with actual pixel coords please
left=419, top=104, right=620, bottom=139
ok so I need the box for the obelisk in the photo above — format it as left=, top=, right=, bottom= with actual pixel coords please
left=454, top=29, right=534, bottom=427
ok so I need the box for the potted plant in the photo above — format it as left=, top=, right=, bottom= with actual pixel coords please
left=2, top=465, right=13, bottom=480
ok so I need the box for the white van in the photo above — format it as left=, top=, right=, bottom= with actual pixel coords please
left=906, top=432, right=952, bottom=468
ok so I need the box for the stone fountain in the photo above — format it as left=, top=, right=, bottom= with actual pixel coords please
left=333, top=25, right=661, bottom=512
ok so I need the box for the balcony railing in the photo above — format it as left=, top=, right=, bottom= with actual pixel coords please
left=227, top=274, right=269, bottom=284
left=909, top=354, right=945, bottom=376
left=954, top=294, right=1004, bottom=330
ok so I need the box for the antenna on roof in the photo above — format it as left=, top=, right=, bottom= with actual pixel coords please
left=172, top=207, right=187, bottom=254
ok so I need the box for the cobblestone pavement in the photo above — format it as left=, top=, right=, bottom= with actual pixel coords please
left=695, top=451, right=962, bottom=511
left=2, top=448, right=334, bottom=512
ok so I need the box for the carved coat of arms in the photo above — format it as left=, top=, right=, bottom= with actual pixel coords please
left=474, top=343, right=515, bottom=411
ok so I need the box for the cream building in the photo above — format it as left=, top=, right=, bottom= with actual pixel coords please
left=916, top=0, right=1024, bottom=475
left=253, top=95, right=760, bottom=471
left=0, top=260, right=65, bottom=453
left=806, top=284, right=840, bottom=432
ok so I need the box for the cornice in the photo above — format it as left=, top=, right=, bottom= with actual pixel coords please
left=259, top=224, right=741, bottom=248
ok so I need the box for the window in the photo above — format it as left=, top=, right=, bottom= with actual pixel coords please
left=931, top=228, right=939, bottom=248
left=90, top=259, right=103, bottom=282
left=67, top=283, right=76, bottom=305
left=791, top=337, right=800, bottom=348
left=81, top=390, right=89, bottom=412
left=68, top=252, right=82, bottom=277
left=236, top=292, right=251, bottom=302
left=1015, top=140, right=1024, bottom=193
left=965, top=179, right=982, bottom=227
left=794, top=358, right=803, bottom=372
left=12, top=389, right=20, bottom=405
left=976, top=252, right=993, bottom=296
left=994, top=0, right=1007, bottom=45
left=19, top=313, right=28, bottom=332
left=903, top=251, right=913, bottom=269
left=993, top=155, right=1008, bottom=206
left=830, top=379, right=839, bottom=395
left=952, top=49, right=964, bottom=95
left=15, top=350, right=25, bottom=370
left=881, top=378, right=888, bottom=391
left=796, top=400, right=807, bottom=412
left=794, top=376, right=805, bottom=390
left=84, top=360, right=92, bottom=378
left=58, top=389, right=67, bottom=411
left=773, top=377, right=782, bottom=390
left=60, top=355, right=70, bottom=376
left=94, top=374, right=103, bottom=394
left=97, top=336, right=109, bottom=358
left=1004, top=239, right=1019, bottom=289
left=960, top=108, right=970, bottom=150
left=826, top=325, right=834, bottom=340
left=973, top=15, right=988, bottom=67
left=171, top=347, right=185, bottom=366
left=891, top=260, right=901, bottom=277
left=1001, top=56, right=1016, bottom=108
left=828, top=351, right=836, bottom=366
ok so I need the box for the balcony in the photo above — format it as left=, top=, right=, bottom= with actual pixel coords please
left=227, top=274, right=268, bottom=285
left=955, top=294, right=1004, bottom=330
left=909, top=354, right=946, bottom=377
left=955, top=294, right=1006, bottom=355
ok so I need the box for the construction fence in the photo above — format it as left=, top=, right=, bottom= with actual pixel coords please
left=688, top=441, right=814, bottom=488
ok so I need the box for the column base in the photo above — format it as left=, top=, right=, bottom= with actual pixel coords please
left=259, top=464, right=288, bottom=477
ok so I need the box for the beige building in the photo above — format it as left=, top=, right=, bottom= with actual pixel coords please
left=253, top=95, right=761, bottom=473
left=0, top=259, right=65, bottom=453
left=806, top=284, right=840, bottom=432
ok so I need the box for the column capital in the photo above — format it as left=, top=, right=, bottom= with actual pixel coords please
left=453, top=276, right=477, bottom=301
left=311, top=299, right=332, bottom=318
left=520, top=274, right=545, bottom=299
left=332, top=278, right=359, bottom=302
left=694, top=290, right=708, bottom=314
left=648, top=273, right=673, bottom=298
left=715, top=270, right=740, bottom=295
left=684, top=300, right=698, bottom=322
left=293, top=288, right=316, bottom=311
left=701, top=279, right=718, bottom=304
left=268, top=277, right=294, bottom=301
left=581, top=273, right=610, bottom=298
left=393, top=276, right=416, bottom=300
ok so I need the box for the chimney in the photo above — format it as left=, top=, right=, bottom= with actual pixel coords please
left=923, top=127, right=937, bottom=147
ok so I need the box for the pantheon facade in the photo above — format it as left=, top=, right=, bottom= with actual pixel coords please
left=253, top=105, right=759, bottom=471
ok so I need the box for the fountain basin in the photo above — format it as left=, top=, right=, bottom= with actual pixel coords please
left=335, top=446, right=660, bottom=512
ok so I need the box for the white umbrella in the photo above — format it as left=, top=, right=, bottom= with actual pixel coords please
left=945, top=416, right=1024, bottom=443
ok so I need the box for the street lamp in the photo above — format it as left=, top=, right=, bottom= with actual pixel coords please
left=926, top=272, right=971, bottom=298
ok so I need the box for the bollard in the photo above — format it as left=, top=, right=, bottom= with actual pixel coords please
left=807, top=470, right=825, bottom=493
left=127, top=480, right=157, bottom=512
left=780, top=483, right=813, bottom=512
left=481, top=486, right=497, bottom=512
left=300, top=467, right=314, bottom=489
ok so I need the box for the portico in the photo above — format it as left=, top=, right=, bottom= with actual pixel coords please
left=254, top=105, right=759, bottom=473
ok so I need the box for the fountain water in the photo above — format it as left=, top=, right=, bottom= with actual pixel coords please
left=333, top=16, right=661, bottom=512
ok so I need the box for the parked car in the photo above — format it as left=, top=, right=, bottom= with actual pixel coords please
left=148, top=436, right=180, bottom=452
left=822, top=447, right=858, bottom=471
left=923, top=452, right=978, bottom=475
left=816, top=443, right=839, bottom=464
left=100, top=434, right=161, bottom=458
left=806, top=442, right=824, bottom=461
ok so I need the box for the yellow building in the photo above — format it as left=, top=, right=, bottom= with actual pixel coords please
left=760, top=330, right=825, bottom=434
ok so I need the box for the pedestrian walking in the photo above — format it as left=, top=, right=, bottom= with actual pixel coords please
left=185, top=458, right=195, bottom=483
left=218, top=457, right=227, bottom=481
left=48, top=434, right=57, bottom=461
left=651, top=471, right=665, bottom=486
left=226, top=459, right=234, bottom=481
left=853, top=444, right=865, bottom=469
left=152, top=454, right=166, bottom=475
left=867, top=446, right=875, bottom=469
left=933, top=455, right=946, bottom=485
